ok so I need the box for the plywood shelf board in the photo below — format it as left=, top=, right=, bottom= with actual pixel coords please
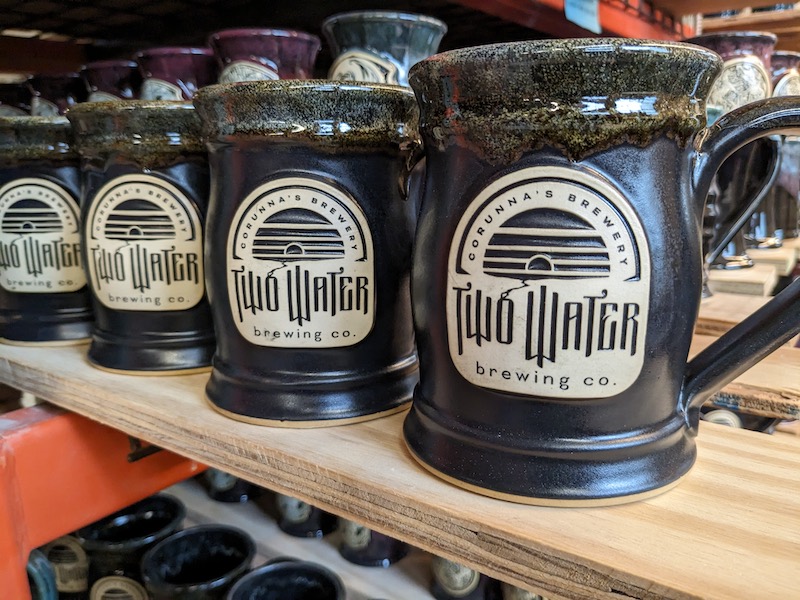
left=707, top=263, right=778, bottom=296
left=746, top=246, right=798, bottom=277
left=696, top=292, right=770, bottom=336
left=0, top=344, right=799, bottom=599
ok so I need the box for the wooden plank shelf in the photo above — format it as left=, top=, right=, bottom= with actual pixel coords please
left=696, top=292, right=770, bottom=336
left=0, top=343, right=798, bottom=599
left=702, top=8, right=800, bottom=52
left=707, top=263, right=779, bottom=296
left=746, top=246, right=798, bottom=278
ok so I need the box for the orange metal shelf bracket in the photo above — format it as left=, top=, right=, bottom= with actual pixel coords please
left=0, top=404, right=204, bottom=599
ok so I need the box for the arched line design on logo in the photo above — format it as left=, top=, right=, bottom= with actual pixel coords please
left=0, top=182, right=79, bottom=236
left=88, top=179, right=199, bottom=243
left=251, top=208, right=346, bottom=262
left=231, top=184, right=369, bottom=262
left=454, top=177, right=642, bottom=282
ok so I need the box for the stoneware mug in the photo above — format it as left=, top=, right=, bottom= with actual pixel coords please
left=135, top=47, right=217, bottom=100
left=194, top=81, right=420, bottom=426
left=403, top=38, right=800, bottom=506
left=81, top=59, right=142, bottom=102
left=0, top=116, right=93, bottom=344
left=27, top=72, right=86, bottom=116
left=225, top=560, right=345, bottom=600
left=689, top=32, right=779, bottom=265
left=67, top=101, right=215, bottom=373
left=322, top=10, right=447, bottom=86
left=0, top=81, right=31, bottom=116
left=208, top=28, right=321, bottom=82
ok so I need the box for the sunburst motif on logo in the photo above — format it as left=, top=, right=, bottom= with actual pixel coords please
left=251, top=208, right=346, bottom=262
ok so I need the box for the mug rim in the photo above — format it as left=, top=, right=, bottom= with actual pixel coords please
left=134, top=46, right=214, bottom=58
left=685, top=30, right=778, bottom=45
left=226, top=559, right=345, bottom=599
left=209, top=27, right=321, bottom=43
left=322, top=9, right=448, bottom=33
left=196, top=78, right=414, bottom=97
left=81, top=59, right=139, bottom=71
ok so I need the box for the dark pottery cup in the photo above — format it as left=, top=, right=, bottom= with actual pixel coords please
left=0, top=81, right=32, bottom=116
left=274, top=493, right=337, bottom=538
left=27, top=548, right=59, bottom=600
left=225, top=560, right=345, bottom=600
left=322, top=10, right=447, bottom=86
left=136, top=47, right=217, bottom=100
left=403, top=39, right=800, bottom=506
left=141, top=524, right=255, bottom=600
left=67, top=101, right=215, bottom=373
left=208, top=28, right=320, bottom=82
left=194, top=81, right=420, bottom=425
left=201, top=468, right=260, bottom=503
left=0, top=116, right=93, bottom=344
left=76, top=493, right=185, bottom=600
left=430, top=557, right=501, bottom=600
left=337, top=518, right=409, bottom=567
left=81, top=60, right=142, bottom=102
left=749, top=51, right=800, bottom=244
left=688, top=32, right=779, bottom=262
left=40, top=535, right=90, bottom=598
left=27, top=73, right=86, bottom=116
left=500, top=582, right=548, bottom=600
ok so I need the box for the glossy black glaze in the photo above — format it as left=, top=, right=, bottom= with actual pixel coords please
left=0, top=117, right=93, bottom=343
left=337, top=519, right=409, bottom=567
left=141, top=525, right=255, bottom=600
left=225, top=561, right=345, bottom=600
left=195, top=81, right=419, bottom=424
left=68, top=101, right=215, bottom=372
left=201, top=468, right=261, bottom=503
left=404, top=40, right=800, bottom=503
left=76, top=494, right=184, bottom=596
left=430, top=557, right=501, bottom=600
left=274, top=493, right=338, bottom=538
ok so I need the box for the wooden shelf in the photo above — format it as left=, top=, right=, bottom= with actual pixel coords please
left=0, top=343, right=798, bottom=599
left=696, top=292, right=770, bottom=336
left=707, top=263, right=779, bottom=296
left=702, top=8, right=800, bottom=52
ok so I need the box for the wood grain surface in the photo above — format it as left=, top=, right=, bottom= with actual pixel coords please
left=707, top=264, right=778, bottom=296
left=0, top=343, right=798, bottom=599
left=696, top=293, right=770, bottom=336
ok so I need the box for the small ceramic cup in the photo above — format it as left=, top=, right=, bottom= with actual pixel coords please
left=27, top=73, right=86, bottom=116
left=430, top=556, right=501, bottom=600
left=0, top=82, right=31, bottom=116
left=338, top=518, right=409, bottom=567
left=208, top=28, right=321, bottom=82
left=76, top=494, right=185, bottom=600
left=225, top=560, right=345, bottom=600
left=40, top=535, right=90, bottom=597
left=67, top=101, right=215, bottom=373
left=135, top=47, right=217, bottom=100
left=81, top=59, right=142, bottom=102
left=0, top=116, right=93, bottom=344
left=274, top=493, right=337, bottom=538
left=500, top=582, right=549, bottom=600
left=322, top=10, right=447, bottom=86
left=141, top=525, right=255, bottom=600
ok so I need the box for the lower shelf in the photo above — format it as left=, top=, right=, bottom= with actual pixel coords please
left=169, top=478, right=436, bottom=600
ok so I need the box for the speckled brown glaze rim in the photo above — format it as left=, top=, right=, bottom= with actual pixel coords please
left=66, top=100, right=204, bottom=158
left=0, top=116, right=74, bottom=161
left=193, top=79, right=419, bottom=147
left=408, top=38, right=724, bottom=163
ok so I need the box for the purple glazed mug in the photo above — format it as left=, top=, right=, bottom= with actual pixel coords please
left=81, top=59, right=142, bottom=102
left=27, top=72, right=87, bottom=116
left=135, top=47, right=217, bottom=100
left=208, top=28, right=320, bottom=82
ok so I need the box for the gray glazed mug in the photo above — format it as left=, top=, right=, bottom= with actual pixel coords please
left=403, top=39, right=800, bottom=506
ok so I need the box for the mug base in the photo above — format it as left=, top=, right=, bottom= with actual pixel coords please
left=88, top=361, right=212, bottom=377
left=404, top=439, right=686, bottom=507
left=87, top=331, right=215, bottom=374
left=207, top=396, right=409, bottom=428
left=1, top=336, right=90, bottom=347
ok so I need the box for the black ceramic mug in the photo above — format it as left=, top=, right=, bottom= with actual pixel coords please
left=403, top=39, right=800, bottom=506
left=67, top=101, right=215, bottom=373
left=430, top=556, right=501, bottom=600
left=0, top=117, right=93, bottom=344
left=337, top=518, right=409, bottom=567
left=225, top=560, right=345, bottom=600
left=194, top=81, right=420, bottom=425
left=274, top=493, right=337, bottom=538
left=141, top=524, right=255, bottom=599
left=76, top=493, right=185, bottom=600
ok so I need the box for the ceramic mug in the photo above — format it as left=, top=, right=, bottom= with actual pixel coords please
left=225, top=560, right=345, bottom=600
left=322, top=10, right=447, bottom=86
left=135, top=47, right=217, bottom=100
left=27, top=73, right=86, bottom=116
left=76, top=494, right=185, bottom=600
left=67, top=101, right=215, bottom=373
left=274, top=493, right=337, bottom=538
left=403, top=39, right=800, bottom=506
left=208, top=28, right=320, bottom=82
left=430, top=557, right=501, bottom=600
left=81, top=59, right=142, bottom=102
left=689, top=32, right=779, bottom=265
left=141, top=525, right=255, bottom=600
left=337, top=518, right=409, bottom=567
left=194, top=81, right=420, bottom=425
left=0, top=116, right=93, bottom=344
left=0, top=82, right=31, bottom=116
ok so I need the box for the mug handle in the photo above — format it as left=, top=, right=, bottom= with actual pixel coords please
left=681, top=97, right=800, bottom=426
